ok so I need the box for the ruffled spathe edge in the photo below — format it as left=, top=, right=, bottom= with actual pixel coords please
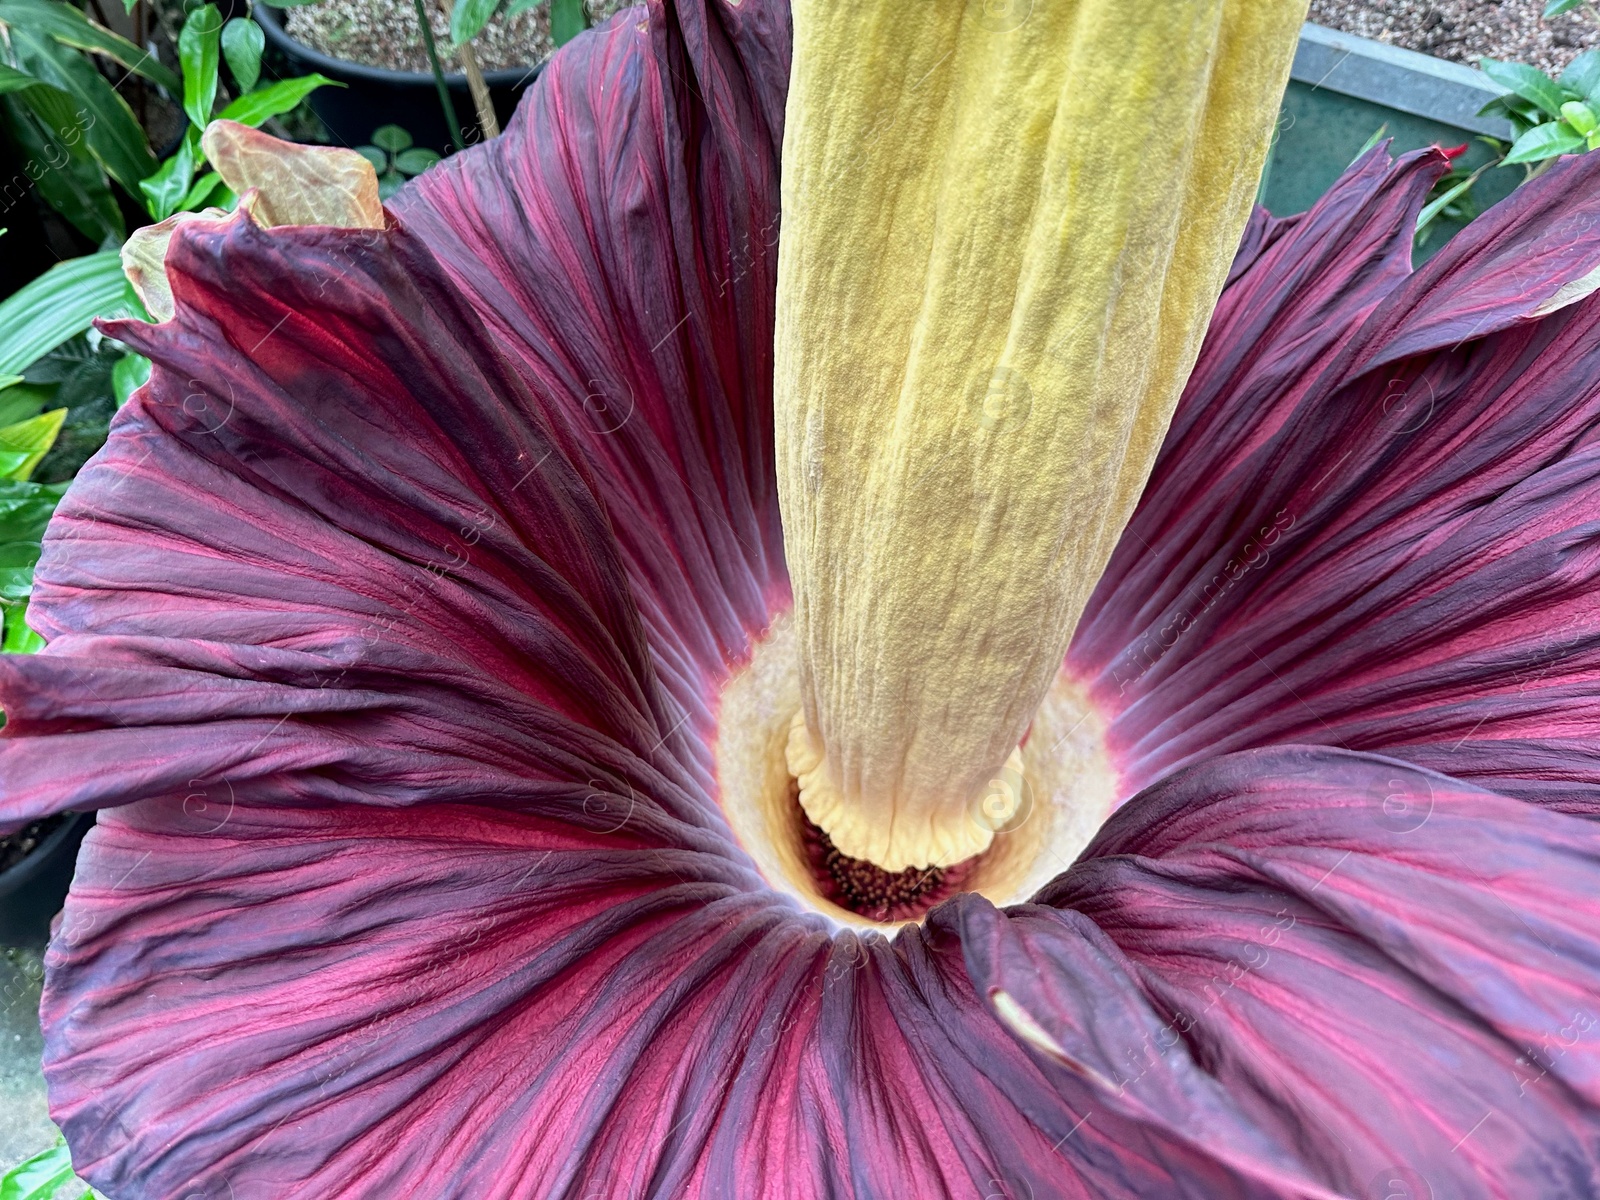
left=1072, top=145, right=1600, bottom=815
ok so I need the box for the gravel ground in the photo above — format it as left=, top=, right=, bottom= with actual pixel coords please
left=0, top=948, right=53, bottom=1173
left=1309, top=0, right=1600, bottom=75
left=288, top=0, right=634, bottom=74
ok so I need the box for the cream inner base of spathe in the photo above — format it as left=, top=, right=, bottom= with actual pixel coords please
left=713, top=613, right=1119, bottom=930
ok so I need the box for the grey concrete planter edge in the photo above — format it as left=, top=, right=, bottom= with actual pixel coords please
left=1293, top=21, right=1514, bottom=140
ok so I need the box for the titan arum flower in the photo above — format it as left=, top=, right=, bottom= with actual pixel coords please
left=7, top=0, right=1600, bottom=1194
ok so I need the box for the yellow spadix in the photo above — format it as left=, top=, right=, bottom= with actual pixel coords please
left=775, top=0, right=1305, bottom=870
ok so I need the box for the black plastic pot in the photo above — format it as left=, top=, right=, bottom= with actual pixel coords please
left=256, top=5, right=543, bottom=153
left=0, top=812, right=92, bottom=950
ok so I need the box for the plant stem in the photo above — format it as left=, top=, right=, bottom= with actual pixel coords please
left=455, top=41, right=498, bottom=139
left=411, top=0, right=466, bottom=152
left=434, top=0, right=498, bottom=140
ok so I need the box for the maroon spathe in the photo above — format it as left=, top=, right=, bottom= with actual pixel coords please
left=2, top=2, right=1600, bottom=1197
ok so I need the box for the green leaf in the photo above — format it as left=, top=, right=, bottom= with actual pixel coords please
left=0, top=0, right=181, bottom=94
left=1, top=91, right=122, bottom=243
left=0, top=1137, right=77, bottom=1199
left=140, top=125, right=200, bottom=220
left=394, top=146, right=440, bottom=175
left=216, top=72, right=338, bottom=126
left=377, top=169, right=404, bottom=200
left=1560, top=48, right=1600, bottom=100
left=221, top=16, right=263, bottom=92
left=11, top=28, right=156, bottom=193
left=549, top=0, right=586, bottom=45
left=449, top=0, right=500, bottom=44
left=1415, top=162, right=1489, bottom=238
left=371, top=122, right=412, bottom=152
left=1478, top=58, right=1568, bottom=118
left=0, top=479, right=68, bottom=545
left=1562, top=99, right=1599, bottom=135
left=504, top=0, right=538, bottom=15
left=22, top=343, right=116, bottom=483
left=0, top=62, right=45, bottom=93
left=111, top=351, right=150, bottom=404
left=178, top=167, right=221, bottom=209
left=0, top=375, right=21, bottom=391
left=0, top=252, right=127, bottom=376
left=0, top=383, right=46, bottom=427
left=1502, top=119, right=1587, bottom=164
left=1350, top=122, right=1388, bottom=166
left=354, top=144, right=386, bottom=171
left=1545, top=0, right=1586, bottom=13
left=0, top=408, right=67, bottom=480
left=179, top=4, right=223, bottom=129
left=0, top=477, right=68, bottom=613
left=3, top=602, right=44, bottom=653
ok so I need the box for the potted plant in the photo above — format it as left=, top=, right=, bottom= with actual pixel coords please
left=255, top=0, right=620, bottom=151
left=0, top=813, right=92, bottom=948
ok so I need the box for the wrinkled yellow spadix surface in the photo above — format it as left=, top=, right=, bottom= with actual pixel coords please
left=775, top=0, right=1305, bottom=871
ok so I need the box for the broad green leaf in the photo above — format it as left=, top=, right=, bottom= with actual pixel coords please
left=180, top=4, right=223, bottom=130
left=1478, top=92, right=1542, bottom=124
left=0, top=62, right=44, bottom=93
left=0, top=252, right=126, bottom=376
left=0, top=0, right=181, bottom=94
left=1591, top=130, right=1600, bottom=151
left=3, top=602, right=43, bottom=652
left=0, top=1137, right=77, bottom=1199
left=0, top=375, right=20, bottom=391
left=354, top=144, right=386, bottom=171
left=112, top=351, right=151, bottom=404
left=394, top=146, right=440, bottom=175
left=1478, top=58, right=1568, bottom=119
left=141, top=125, right=200, bottom=220
left=1, top=92, right=122, bottom=243
left=449, top=0, right=500, bottom=44
left=0, top=479, right=68, bottom=539
left=504, top=0, right=539, bottom=16
left=0, top=383, right=46, bottom=426
left=1503, top=119, right=1586, bottom=164
left=371, top=123, right=412, bottom=152
left=0, top=486, right=66, bottom=591
left=179, top=167, right=225, bottom=210
left=1560, top=48, right=1600, bottom=101
left=550, top=0, right=586, bottom=45
left=221, top=17, right=263, bottom=92
left=1545, top=0, right=1586, bottom=13
left=215, top=73, right=338, bottom=126
left=0, top=408, right=67, bottom=480
left=3, top=601, right=44, bottom=653
left=12, top=28, right=156, bottom=193
left=377, top=169, right=404, bottom=200
left=1562, top=99, right=1598, bottom=135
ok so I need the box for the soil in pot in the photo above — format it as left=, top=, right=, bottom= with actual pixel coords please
left=0, top=812, right=92, bottom=950
left=287, top=0, right=633, bottom=75
left=0, top=817, right=64, bottom=875
left=1309, top=0, right=1599, bottom=75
